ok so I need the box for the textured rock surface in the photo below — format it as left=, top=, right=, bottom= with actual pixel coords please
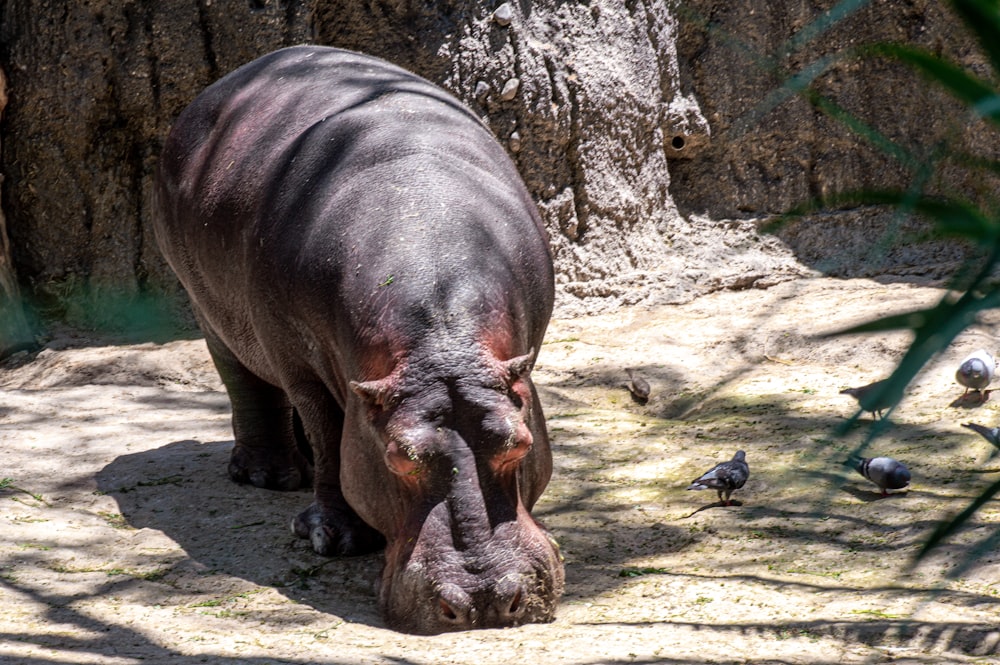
left=672, top=0, right=994, bottom=278
left=0, top=0, right=989, bottom=329
left=0, top=0, right=793, bottom=326
left=0, top=65, right=33, bottom=355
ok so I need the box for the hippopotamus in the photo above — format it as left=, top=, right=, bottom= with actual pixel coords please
left=153, top=45, right=563, bottom=634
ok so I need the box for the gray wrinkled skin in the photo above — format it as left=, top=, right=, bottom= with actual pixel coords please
left=154, top=46, right=563, bottom=633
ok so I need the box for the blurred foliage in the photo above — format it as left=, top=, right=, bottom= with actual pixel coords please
left=27, top=273, right=189, bottom=344
left=763, top=0, right=1000, bottom=574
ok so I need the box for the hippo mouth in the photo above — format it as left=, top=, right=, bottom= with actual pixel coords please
left=377, top=521, right=565, bottom=634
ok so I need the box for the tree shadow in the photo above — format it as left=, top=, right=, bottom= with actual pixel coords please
left=6, top=275, right=998, bottom=660
left=0, top=575, right=375, bottom=665
left=534, top=360, right=1000, bottom=603
left=678, top=500, right=745, bottom=517
left=2, top=355, right=996, bottom=661
left=94, top=434, right=711, bottom=626
left=595, top=616, right=1000, bottom=660
left=95, top=439, right=386, bottom=628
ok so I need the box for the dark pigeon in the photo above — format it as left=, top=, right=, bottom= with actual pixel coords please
left=625, top=368, right=651, bottom=403
left=854, top=456, right=910, bottom=495
left=962, top=422, right=1000, bottom=450
left=687, top=450, right=749, bottom=506
left=840, top=379, right=893, bottom=419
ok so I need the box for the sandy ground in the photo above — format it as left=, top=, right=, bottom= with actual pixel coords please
left=2, top=276, right=1000, bottom=665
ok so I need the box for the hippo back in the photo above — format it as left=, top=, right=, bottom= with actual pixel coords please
left=156, top=46, right=553, bottom=378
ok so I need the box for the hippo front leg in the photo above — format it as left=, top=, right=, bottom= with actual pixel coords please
left=290, top=388, right=385, bottom=556
left=201, top=326, right=313, bottom=491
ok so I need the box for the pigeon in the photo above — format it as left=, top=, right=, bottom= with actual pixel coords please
left=853, top=456, right=911, bottom=495
left=961, top=422, right=1000, bottom=450
left=956, top=349, right=995, bottom=398
left=840, top=379, right=893, bottom=419
left=625, top=368, right=651, bottom=403
left=687, top=450, right=749, bottom=506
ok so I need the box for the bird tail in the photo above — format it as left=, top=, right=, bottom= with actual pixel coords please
left=962, top=422, right=991, bottom=438
left=962, top=422, right=1000, bottom=450
left=845, top=455, right=867, bottom=476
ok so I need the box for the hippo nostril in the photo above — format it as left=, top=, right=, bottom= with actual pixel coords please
left=436, top=584, right=472, bottom=626
left=507, top=587, right=522, bottom=615
left=439, top=598, right=458, bottom=622
left=492, top=577, right=528, bottom=623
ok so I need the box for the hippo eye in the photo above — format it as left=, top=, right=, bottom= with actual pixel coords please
left=506, top=387, right=524, bottom=409
left=493, top=420, right=533, bottom=470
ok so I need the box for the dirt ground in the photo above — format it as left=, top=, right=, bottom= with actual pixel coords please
left=2, top=276, right=999, bottom=665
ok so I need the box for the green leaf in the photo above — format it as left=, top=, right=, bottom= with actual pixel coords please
left=731, top=54, right=839, bottom=136
left=944, top=149, right=1000, bottom=179
left=833, top=283, right=1000, bottom=434
left=770, top=189, right=1000, bottom=246
left=807, top=90, right=919, bottom=166
left=784, top=0, right=873, bottom=54
left=868, top=43, right=1000, bottom=124
left=952, top=0, right=1000, bottom=79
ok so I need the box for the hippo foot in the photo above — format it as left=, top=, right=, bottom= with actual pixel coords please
left=228, top=444, right=313, bottom=491
left=292, top=502, right=385, bottom=556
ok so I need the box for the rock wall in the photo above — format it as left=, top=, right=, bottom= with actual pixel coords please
left=0, top=0, right=989, bottom=340
left=672, top=0, right=995, bottom=278
left=0, top=65, right=34, bottom=354
left=0, top=0, right=736, bottom=326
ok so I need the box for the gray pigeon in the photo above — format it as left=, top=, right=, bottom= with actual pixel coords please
left=962, top=422, right=1000, bottom=450
left=687, top=450, right=749, bottom=506
left=840, top=379, right=893, bottom=419
left=853, top=456, right=910, bottom=495
left=625, top=368, right=651, bottom=403
left=956, top=349, right=995, bottom=397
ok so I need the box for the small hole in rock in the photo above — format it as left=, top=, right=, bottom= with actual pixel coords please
left=671, top=135, right=686, bottom=150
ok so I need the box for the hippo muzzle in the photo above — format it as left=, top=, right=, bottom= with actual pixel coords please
left=379, top=498, right=564, bottom=634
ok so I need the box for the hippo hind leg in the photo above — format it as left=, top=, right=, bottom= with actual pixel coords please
left=201, top=326, right=314, bottom=491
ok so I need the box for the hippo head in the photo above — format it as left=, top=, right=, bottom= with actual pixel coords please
left=349, top=348, right=564, bottom=634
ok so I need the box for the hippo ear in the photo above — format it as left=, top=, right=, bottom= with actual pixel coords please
left=350, top=377, right=397, bottom=407
left=499, top=348, right=535, bottom=384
